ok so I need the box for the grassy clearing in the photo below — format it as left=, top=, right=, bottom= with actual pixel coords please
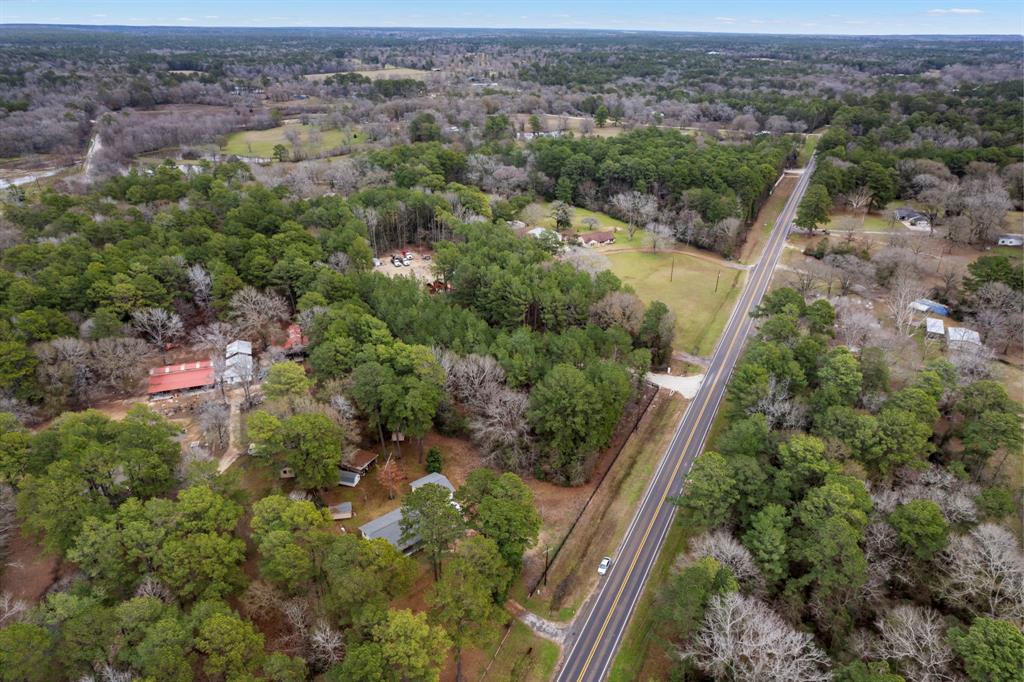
left=526, top=201, right=628, bottom=233
left=827, top=209, right=898, bottom=232
left=304, top=66, right=433, bottom=81
left=221, top=123, right=365, bottom=157
left=797, top=132, right=821, bottom=166
left=467, top=620, right=559, bottom=682
left=607, top=251, right=744, bottom=356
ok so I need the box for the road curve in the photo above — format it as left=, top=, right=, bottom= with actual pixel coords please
left=555, top=155, right=817, bottom=682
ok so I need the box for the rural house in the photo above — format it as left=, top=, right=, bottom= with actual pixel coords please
left=358, top=473, right=458, bottom=553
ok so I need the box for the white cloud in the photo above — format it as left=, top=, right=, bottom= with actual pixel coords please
left=176, top=17, right=194, bottom=22
left=92, top=13, right=107, bottom=18
left=927, top=7, right=983, bottom=15
left=715, top=16, right=737, bottom=23
left=204, top=15, right=219, bottom=19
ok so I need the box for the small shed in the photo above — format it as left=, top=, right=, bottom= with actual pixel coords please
left=330, top=502, right=353, bottom=520
left=279, top=467, right=296, bottom=479
left=342, top=451, right=379, bottom=475
left=924, top=317, right=945, bottom=338
left=997, top=234, right=1023, bottom=247
left=288, top=490, right=310, bottom=501
left=282, top=324, right=308, bottom=354
left=946, top=326, right=982, bottom=349
left=226, top=340, right=253, bottom=357
left=338, top=470, right=361, bottom=487
left=909, top=298, right=950, bottom=316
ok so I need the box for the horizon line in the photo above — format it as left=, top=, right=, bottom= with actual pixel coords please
left=1, top=22, right=1021, bottom=38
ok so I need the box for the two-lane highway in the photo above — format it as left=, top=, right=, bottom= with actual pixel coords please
left=556, top=155, right=817, bottom=682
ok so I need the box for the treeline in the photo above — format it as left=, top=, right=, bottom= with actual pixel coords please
left=660, top=288, right=1023, bottom=681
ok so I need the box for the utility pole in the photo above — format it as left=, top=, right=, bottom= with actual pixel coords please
left=714, top=270, right=721, bottom=292
left=670, top=257, right=675, bottom=282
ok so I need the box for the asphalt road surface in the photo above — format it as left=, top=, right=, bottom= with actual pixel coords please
left=556, top=155, right=818, bottom=682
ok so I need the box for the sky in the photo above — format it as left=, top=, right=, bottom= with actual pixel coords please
left=1, top=0, right=1022, bottom=36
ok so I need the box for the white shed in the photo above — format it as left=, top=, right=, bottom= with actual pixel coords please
left=924, top=317, right=945, bottom=338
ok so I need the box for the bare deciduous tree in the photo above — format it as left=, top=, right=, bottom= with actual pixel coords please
left=197, top=399, right=231, bottom=453
left=885, top=268, right=926, bottom=337
left=590, top=291, right=645, bottom=337
left=688, top=530, right=765, bottom=594
left=186, top=264, right=213, bottom=311
left=872, top=605, right=957, bottom=682
left=468, top=387, right=535, bottom=472
left=309, top=620, right=346, bottom=669
left=644, top=222, right=675, bottom=251
left=937, top=523, right=1024, bottom=622
left=682, top=592, right=831, bottom=682
left=749, top=376, right=807, bottom=430
left=229, top=287, right=290, bottom=349
left=562, top=247, right=611, bottom=278
left=131, top=308, right=184, bottom=349
left=611, top=191, right=657, bottom=240
left=91, top=337, right=152, bottom=394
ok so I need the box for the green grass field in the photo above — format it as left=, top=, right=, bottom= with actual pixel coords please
left=221, top=123, right=365, bottom=158
left=527, top=201, right=628, bottom=233
left=607, top=251, right=743, bottom=356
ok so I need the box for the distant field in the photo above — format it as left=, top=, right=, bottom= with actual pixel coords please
left=221, top=123, right=365, bottom=158
left=304, top=66, right=434, bottom=82
left=511, top=113, right=625, bottom=138
left=607, top=251, right=743, bottom=356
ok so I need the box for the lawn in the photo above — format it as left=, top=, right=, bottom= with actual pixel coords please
left=221, top=123, right=365, bottom=158
left=607, top=251, right=744, bottom=356
left=827, top=209, right=898, bottom=232
left=527, top=201, right=628, bottom=233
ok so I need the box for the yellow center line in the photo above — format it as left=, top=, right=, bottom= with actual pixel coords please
left=571, top=162, right=810, bottom=681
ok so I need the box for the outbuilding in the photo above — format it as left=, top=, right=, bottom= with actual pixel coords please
left=997, top=234, right=1023, bottom=247
left=329, top=501, right=353, bottom=520
left=946, top=326, right=982, bottom=350
left=924, top=317, right=945, bottom=338
left=147, top=359, right=216, bottom=396
left=338, top=470, right=361, bottom=487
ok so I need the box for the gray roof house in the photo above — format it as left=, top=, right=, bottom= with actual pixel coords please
left=358, top=473, right=458, bottom=553
left=359, top=508, right=414, bottom=551
left=410, top=472, right=455, bottom=495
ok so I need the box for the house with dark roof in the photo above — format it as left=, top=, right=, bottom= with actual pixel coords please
left=578, top=230, right=615, bottom=246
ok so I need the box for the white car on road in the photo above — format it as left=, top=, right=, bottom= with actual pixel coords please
left=598, top=556, right=612, bottom=576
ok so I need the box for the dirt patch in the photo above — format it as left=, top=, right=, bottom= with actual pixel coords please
left=375, top=249, right=435, bottom=282
left=1, top=527, right=64, bottom=603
